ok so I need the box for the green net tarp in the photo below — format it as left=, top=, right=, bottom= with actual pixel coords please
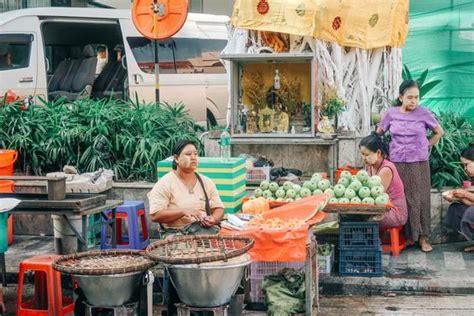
left=403, top=0, right=474, bottom=125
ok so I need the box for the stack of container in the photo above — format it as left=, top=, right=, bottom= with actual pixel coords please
left=338, top=221, right=383, bottom=277
left=0, top=149, right=18, bottom=247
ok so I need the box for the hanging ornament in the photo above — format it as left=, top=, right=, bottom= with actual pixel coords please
left=295, top=3, right=306, bottom=17
left=257, top=0, right=270, bottom=15
left=369, top=14, right=379, bottom=27
left=332, top=16, right=342, bottom=31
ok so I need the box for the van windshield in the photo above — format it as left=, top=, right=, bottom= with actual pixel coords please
left=127, top=37, right=226, bottom=74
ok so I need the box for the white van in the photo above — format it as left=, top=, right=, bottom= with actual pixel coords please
left=0, top=8, right=229, bottom=126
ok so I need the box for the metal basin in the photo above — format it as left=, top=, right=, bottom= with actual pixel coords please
left=167, top=254, right=251, bottom=307
left=74, top=271, right=144, bottom=307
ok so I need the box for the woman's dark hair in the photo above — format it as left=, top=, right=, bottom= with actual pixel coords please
left=461, top=144, right=474, bottom=161
left=359, top=132, right=389, bottom=157
left=172, top=139, right=197, bottom=170
left=394, top=79, right=419, bottom=106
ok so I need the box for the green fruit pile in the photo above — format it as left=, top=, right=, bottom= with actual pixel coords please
left=330, top=170, right=389, bottom=205
left=250, top=170, right=389, bottom=205
left=250, top=173, right=330, bottom=202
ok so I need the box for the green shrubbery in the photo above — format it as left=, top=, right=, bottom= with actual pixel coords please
left=0, top=98, right=202, bottom=181
left=430, top=114, right=474, bottom=189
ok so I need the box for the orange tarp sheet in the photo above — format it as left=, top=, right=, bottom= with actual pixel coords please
left=221, top=195, right=328, bottom=262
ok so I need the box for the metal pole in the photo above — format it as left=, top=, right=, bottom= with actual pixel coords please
left=154, top=39, right=160, bottom=103
left=152, top=0, right=161, bottom=104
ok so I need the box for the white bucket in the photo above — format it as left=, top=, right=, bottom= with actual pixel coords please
left=52, top=214, right=82, bottom=254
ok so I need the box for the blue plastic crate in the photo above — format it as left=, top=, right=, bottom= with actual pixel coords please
left=339, top=247, right=383, bottom=277
left=339, top=221, right=380, bottom=249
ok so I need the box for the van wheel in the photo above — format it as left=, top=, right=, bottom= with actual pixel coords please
left=207, top=109, right=217, bottom=130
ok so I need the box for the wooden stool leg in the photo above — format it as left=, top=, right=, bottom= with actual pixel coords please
left=390, top=228, right=401, bottom=256
left=0, top=252, right=6, bottom=287
left=176, top=304, right=190, bottom=316
left=214, top=307, right=226, bottom=316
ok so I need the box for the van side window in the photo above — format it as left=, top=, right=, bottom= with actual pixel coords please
left=127, top=37, right=226, bottom=75
left=173, top=38, right=201, bottom=73
left=0, top=34, right=33, bottom=70
left=199, top=39, right=226, bottom=74
left=127, top=37, right=176, bottom=74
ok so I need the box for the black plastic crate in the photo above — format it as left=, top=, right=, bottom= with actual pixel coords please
left=315, top=233, right=339, bottom=246
left=339, top=221, right=380, bottom=249
left=339, top=247, right=383, bottom=277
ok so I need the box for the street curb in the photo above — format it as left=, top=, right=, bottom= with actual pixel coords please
left=320, top=274, right=474, bottom=295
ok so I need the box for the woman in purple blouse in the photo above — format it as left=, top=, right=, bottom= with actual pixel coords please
left=377, top=80, right=443, bottom=252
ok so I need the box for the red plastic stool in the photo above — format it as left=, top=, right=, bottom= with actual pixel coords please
left=17, top=254, right=74, bottom=316
left=379, top=226, right=406, bottom=256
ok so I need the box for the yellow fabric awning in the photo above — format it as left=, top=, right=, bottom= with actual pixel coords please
left=231, top=0, right=409, bottom=49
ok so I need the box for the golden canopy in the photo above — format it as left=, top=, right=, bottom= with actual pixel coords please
left=231, top=0, right=409, bottom=49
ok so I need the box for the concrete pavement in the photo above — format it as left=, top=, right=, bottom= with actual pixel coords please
left=320, top=241, right=474, bottom=296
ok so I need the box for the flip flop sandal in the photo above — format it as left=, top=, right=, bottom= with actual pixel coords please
left=463, top=246, right=474, bottom=253
left=420, top=242, right=433, bottom=253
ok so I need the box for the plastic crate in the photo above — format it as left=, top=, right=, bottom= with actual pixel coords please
left=339, top=221, right=380, bottom=249
left=315, top=234, right=339, bottom=246
left=249, top=261, right=305, bottom=303
left=317, top=244, right=335, bottom=274
left=246, top=166, right=271, bottom=182
left=339, top=247, right=383, bottom=277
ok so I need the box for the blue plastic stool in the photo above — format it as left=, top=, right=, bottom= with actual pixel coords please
left=100, top=201, right=150, bottom=250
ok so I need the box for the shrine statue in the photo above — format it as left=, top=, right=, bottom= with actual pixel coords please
left=258, top=106, right=275, bottom=133
left=246, top=110, right=257, bottom=134
left=318, top=115, right=334, bottom=134
left=277, top=111, right=289, bottom=133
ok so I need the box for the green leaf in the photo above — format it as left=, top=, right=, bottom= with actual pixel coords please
left=402, top=64, right=412, bottom=80
left=420, top=80, right=442, bottom=98
left=417, top=69, right=429, bottom=87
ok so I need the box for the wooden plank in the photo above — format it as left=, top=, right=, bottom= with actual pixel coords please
left=0, top=176, right=66, bottom=200
left=76, top=200, right=123, bottom=215
left=0, top=193, right=107, bottom=211
left=8, top=200, right=123, bottom=215
left=0, top=176, right=65, bottom=181
left=13, top=180, right=113, bottom=194
left=324, top=204, right=389, bottom=215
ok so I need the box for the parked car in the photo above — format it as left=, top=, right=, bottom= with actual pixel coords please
left=0, top=8, right=229, bottom=126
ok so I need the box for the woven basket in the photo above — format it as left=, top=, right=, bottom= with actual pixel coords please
left=53, top=249, right=156, bottom=275
left=146, top=235, right=254, bottom=264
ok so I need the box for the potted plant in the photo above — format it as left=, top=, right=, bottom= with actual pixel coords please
left=318, top=85, right=345, bottom=134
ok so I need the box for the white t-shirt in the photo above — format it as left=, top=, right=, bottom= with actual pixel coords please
left=95, top=58, right=107, bottom=75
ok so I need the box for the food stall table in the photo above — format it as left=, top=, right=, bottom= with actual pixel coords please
left=0, top=199, right=123, bottom=286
